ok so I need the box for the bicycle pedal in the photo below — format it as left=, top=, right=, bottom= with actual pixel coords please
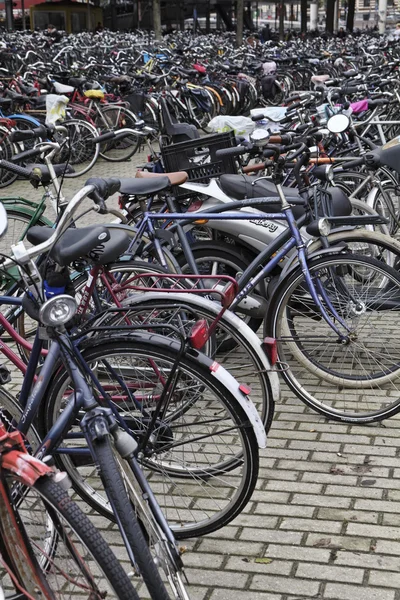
left=0, top=364, right=11, bottom=385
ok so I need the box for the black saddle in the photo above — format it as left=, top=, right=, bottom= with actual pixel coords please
left=219, top=174, right=306, bottom=219
left=119, top=176, right=170, bottom=196
left=343, top=69, right=359, bottom=78
left=219, top=174, right=352, bottom=220
left=0, top=98, right=12, bottom=108
left=27, top=225, right=130, bottom=267
left=68, top=77, right=87, bottom=88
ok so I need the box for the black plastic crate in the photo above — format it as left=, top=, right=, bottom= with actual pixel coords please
left=161, top=131, right=238, bottom=197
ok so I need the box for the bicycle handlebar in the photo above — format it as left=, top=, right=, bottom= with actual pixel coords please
left=1, top=178, right=121, bottom=268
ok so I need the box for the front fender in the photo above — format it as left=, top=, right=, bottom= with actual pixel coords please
left=2, top=451, right=52, bottom=486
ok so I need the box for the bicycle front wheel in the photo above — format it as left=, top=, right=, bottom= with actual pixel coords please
left=0, top=474, right=139, bottom=599
left=44, top=335, right=259, bottom=538
left=265, top=253, right=400, bottom=423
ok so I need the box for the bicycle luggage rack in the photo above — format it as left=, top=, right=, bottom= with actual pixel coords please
left=161, top=131, right=238, bottom=198
left=112, top=273, right=238, bottom=306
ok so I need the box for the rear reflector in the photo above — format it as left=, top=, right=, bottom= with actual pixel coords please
left=263, top=337, right=278, bottom=366
left=189, top=319, right=209, bottom=349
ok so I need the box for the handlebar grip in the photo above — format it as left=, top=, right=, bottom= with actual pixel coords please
left=93, top=131, right=116, bottom=143
left=251, top=114, right=265, bottom=122
left=339, top=157, right=365, bottom=169
left=9, top=124, right=47, bottom=143
left=279, top=115, right=293, bottom=124
left=269, top=135, right=281, bottom=144
left=85, top=177, right=121, bottom=212
left=0, top=159, right=33, bottom=179
left=286, top=101, right=301, bottom=110
left=11, top=146, right=43, bottom=163
left=242, top=162, right=266, bottom=173
left=215, top=145, right=247, bottom=158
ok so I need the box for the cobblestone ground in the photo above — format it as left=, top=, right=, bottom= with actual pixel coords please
left=2, top=147, right=400, bottom=600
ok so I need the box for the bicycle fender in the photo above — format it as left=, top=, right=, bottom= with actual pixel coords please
left=2, top=451, right=52, bottom=486
left=366, top=186, right=379, bottom=210
left=209, top=360, right=267, bottom=448
left=278, top=245, right=347, bottom=281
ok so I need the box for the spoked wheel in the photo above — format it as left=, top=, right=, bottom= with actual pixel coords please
left=0, top=474, right=139, bottom=599
left=54, top=119, right=100, bottom=177
left=265, top=253, right=400, bottom=423
left=43, top=336, right=259, bottom=539
left=95, top=105, right=140, bottom=162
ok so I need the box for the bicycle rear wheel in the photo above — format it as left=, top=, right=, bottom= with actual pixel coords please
left=54, top=119, right=100, bottom=177
left=265, top=253, right=400, bottom=423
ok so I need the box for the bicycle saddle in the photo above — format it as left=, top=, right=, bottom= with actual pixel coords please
left=135, top=170, right=188, bottom=186
left=68, top=77, right=87, bottom=88
left=219, top=175, right=352, bottom=220
left=219, top=174, right=306, bottom=219
left=53, top=81, right=75, bottom=95
left=119, top=176, right=171, bottom=196
left=27, top=225, right=130, bottom=267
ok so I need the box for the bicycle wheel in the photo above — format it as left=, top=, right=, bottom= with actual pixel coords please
left=93, top=292, right=275, bottom=429
left=54, top=119, right=100, bottom=177
left=92, top=435, right=175, bottom=600
left=0, top=128, right=17, bottom=188
left=43, top=335, right=259, bottom=538
left=0, top=474, right=139, bottom=599
left=0, top=209, right=49, bottom=259
left=95, top=105, right=140, bottom=162
left=265, top=253, right=400, bottom=423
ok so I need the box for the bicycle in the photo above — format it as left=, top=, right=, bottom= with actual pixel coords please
left=0, top=417, right=140, bottom=599
left=0, top=177, right=265, bottom=595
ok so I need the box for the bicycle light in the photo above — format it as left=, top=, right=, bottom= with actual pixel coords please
left=317, top=218, right=331, bottom=237
left=39, top=295, right=77, bottom=326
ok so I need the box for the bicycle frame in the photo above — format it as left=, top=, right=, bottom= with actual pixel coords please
left=131, top=199, right=352, bottom=340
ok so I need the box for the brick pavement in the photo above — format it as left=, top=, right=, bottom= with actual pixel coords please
left=2, top=148, right=400, bottom=600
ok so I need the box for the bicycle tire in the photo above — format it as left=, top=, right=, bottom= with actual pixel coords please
left=91, top=435, right=172, bottom=600
left=0, top=473, right=139, bottom=599
left=0, top=208, right=49, bottom=258
left=96, top=105, right=140, bottom=162
left=265, top=253, right=400, bottom=423
left=43, top=335, right=259, bottom=538
left=54, top=119, right=100, bottom=178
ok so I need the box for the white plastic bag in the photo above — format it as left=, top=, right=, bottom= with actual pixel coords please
left=207, top=115, right=255, bottom=139
left=45, top=94, right=69, bottom=126
left=250, top=106, right=287, bottom=132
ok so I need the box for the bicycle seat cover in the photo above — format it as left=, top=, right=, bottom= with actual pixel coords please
left=27, top=225, right=130, bottom=266
left=119, top=176, right=171, bottom=195
left=135, top=170, right=188, bottom=186
left=53, top=81, right=74, bottom=94
left=84, top=89, right=105, bottom=100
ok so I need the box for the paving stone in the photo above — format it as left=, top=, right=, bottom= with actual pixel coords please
left=250, top=574, right=320, bottom=596
left=324, top=583, right=395, bottom=600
